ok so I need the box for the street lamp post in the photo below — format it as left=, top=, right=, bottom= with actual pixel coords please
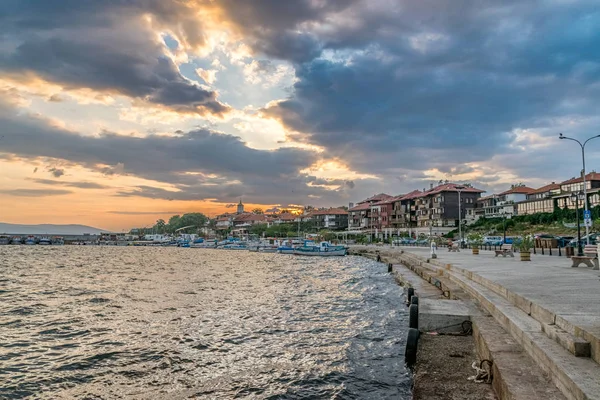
left=571, top=190, right=585, bottom=256
left=502, top=211, right=507, bottom=244
left=559, top=133, right=600, bottom=244
left=456, top=185, right=466, bottom=247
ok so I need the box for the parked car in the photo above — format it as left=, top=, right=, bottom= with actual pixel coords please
left=555, top=236, right=574, bottom=247
left=568, top=233, right=599, bottom=247
left=483, top=236, right=504, bottom=246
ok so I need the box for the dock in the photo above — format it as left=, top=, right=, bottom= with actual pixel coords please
left=349, top=245, right=600, bottom=400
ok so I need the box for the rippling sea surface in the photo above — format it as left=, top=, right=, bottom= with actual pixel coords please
left=0, top=246, right=410, bottom=399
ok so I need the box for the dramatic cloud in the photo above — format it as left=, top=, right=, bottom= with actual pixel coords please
left=3, top=0, right=600, bottom=226
left=0, top=0, right=229, bottom=116
left=0, top=100, right=352, bottom=205
left=260, top=0, right=600, bottom=186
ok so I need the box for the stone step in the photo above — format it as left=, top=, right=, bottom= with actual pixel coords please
left=473, top=315, right=565, bottom=400
left=442, top=259, right=600, bottom=365
left=444, top=270, right=600, bottom=400
left=542, top=323, right=591, bottom=358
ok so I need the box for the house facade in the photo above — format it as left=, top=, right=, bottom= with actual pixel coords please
left=390, top=190, right=422, bottom=231
left=311, top=208, right=348, bottom=230
left=348, top=193, right=394, bottom=231
left=414, top=183, right=485, bottom=235
left=481, top=186, right=535, bottom=217
left=516, top=183, right=560, bottom=215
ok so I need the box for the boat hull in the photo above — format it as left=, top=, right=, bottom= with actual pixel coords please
left=293, top=249, right=346, bottom=256
left=277, top=247, right=295, bottom=254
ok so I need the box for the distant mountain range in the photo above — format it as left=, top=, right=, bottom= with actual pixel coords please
left=0, top=223, right=106, bottom=235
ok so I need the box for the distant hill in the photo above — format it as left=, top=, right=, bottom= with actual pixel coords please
left=0, top=223, right=106, bottom=235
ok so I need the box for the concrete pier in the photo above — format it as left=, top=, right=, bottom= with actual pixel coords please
left=350, top=245, right=600, bottom=400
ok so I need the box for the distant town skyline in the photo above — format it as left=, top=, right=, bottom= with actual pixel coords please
left=2, top=1, right=600, bottom=231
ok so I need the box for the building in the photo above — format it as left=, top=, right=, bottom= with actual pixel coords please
left=414, top=183, right=485, bottom=235
left=369, top=197, right=396, bottom=232
left=475, top=194, right=497, bottom=220
left=311, top=208, right=348, bottom=230
left=516, top=182, right=560, bottom=215
left=554, top=173, right=600, bottom=210
left=271, top=213, right=297, bottom=225
left=214, top=214, right=234, bottom=230
left=231, top=213, right=271, bottom=236
left=390, top=190, right=422, bottom=231
left=237, top=199, right=244, bottom=214
left=348, top=193, right=394, bottom=231
left=516, top=174, right=600, bottom=215
left=481, top=185, right=535, bottom=217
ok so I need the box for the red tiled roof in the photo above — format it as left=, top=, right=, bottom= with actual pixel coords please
left=276, top=213, right=297, bottom=221
left=423, top=183, right=485, bottom=195
left=233, top=213, right=268, bottom=222
left=398, top=190, right=423, bottom=201
left=348, top=203, right=371, bottom=212
left=560, top=172, right=600, bottom=185
left=310, top=208, right=348, bottom=216
left=529, top=182, right=560, bottom=194
left=358, top=193, right=394, bottom=204
left=498, top=186, right=536, bottom=195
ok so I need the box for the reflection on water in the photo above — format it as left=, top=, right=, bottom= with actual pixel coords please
left=0, top=246, right=410, bottom=399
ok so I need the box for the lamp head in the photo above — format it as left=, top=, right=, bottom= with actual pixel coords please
left=570, top=192, right=577, bottom=202
left=578, top=191, right=585, bottom=201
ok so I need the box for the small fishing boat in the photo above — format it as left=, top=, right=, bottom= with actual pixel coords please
left=11, top=236, right=23, bottom=245
left=38, top=237, right=52, bottom=245
left=258, top=246, right=278, bottom=253
left=293, top=241, right=347, bottom=257
left=220, top=243, right=247, bottom=250
left=25, top=236, right=36, bottom=245
left=52, top=237, right=65, bottom=245
left=190, top=239, right=217, bottom=248
left=0, top=235, right=10, bottom=245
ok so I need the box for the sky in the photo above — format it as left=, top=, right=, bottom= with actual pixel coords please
left=2, top=0, right=600, bottom=231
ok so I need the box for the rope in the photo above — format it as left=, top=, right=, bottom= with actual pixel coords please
left=468, top=359, right=493, bottom=384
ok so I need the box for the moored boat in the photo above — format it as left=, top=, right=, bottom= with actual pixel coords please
left=0, top=235, right=10, bottom=245
left=258, top=246, right=278, bottom=253
left=293, top=241, right=347, bottom=257
left=39, top=237, right=52, bottom=245
left=11, top=236, right=22, bottom=245
left=52, top=237, right=65, bottom=245
left=25, top=236, right=36, bottom=245
left=220, top=243, right=247, bottom=250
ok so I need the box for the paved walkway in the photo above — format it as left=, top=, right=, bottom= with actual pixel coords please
left=399, top=246, right=600, bottom=350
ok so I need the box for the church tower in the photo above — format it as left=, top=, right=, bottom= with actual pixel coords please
left=237, top=198, right=244, bottom=214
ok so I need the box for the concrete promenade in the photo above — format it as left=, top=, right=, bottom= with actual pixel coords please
left=350, top=245, right=600, bottom=400
left=404, top=246, right=600, bottom=356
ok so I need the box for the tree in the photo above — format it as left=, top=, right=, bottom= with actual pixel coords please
left=155, top=219, right=166, bottom=233
left=168, top=215, right=181, bottom=233
left=252, top=208, right=264, bottom=214
left=250, top=223, right=268, bottom=236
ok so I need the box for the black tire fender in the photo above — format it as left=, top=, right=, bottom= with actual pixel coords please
left=407, top=287, right=415, bottom=303
left=405, top=327, right=420, bottom=365
left=409, top=304, right=418, bottom=330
